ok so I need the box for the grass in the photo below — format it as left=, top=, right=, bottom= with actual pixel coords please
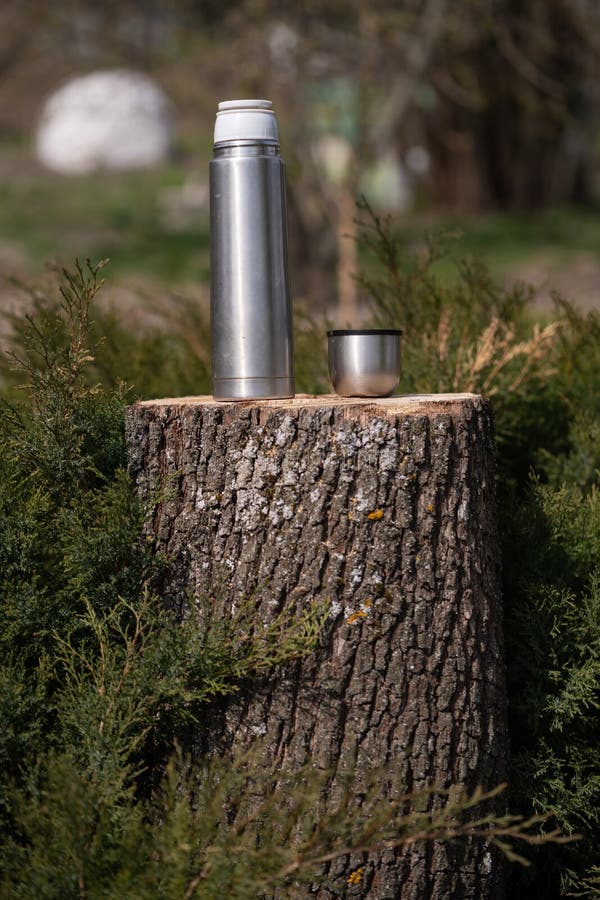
left=0, top=154, right=210, bottom=283
left=391, top=206, right=600, bottom=284
left=435, top=207, right=600, bottom=259
left=1, top=138, right=600, bottom=302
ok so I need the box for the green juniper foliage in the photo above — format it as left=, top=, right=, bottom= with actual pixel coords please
left=0, top=270, right=213, bottom=404
left=0, top=262, right=327, bottom=896
left=0, top=253, right=597, bottom=897
left=355, top=204, right=600, bottom=898
left=354, top=198, right=570, bottom=493
left=502, top=482, right=600, bottom=898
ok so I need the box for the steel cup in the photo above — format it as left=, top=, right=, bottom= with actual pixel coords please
left=327, top=329, right=402, bottom=398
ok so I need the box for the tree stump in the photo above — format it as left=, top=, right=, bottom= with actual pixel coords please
left=125, top=393, right=507, bottom=899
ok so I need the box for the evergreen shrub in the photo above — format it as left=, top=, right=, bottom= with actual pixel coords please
left=0, top=242, right=598, bottom=896
left=356, top=203, right=600, bottom=898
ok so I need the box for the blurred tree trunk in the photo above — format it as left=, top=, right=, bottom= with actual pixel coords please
left=425, top=0, right=600, bottom=210
left=335, top=182, right=361, bottom=324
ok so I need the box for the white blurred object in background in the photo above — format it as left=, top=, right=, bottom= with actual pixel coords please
left=360, top=152, right=412, bottom=213
left=35, top=69, right=173, bottom=175
left=404, top=144, right=430, bottom=176
left=312, top=134, right=353, bottom=185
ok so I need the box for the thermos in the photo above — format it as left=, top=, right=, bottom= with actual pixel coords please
left=210, top=99, right=294, bottom=400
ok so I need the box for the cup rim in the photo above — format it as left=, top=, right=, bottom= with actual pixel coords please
left=327, top=328, right=402, bottom=337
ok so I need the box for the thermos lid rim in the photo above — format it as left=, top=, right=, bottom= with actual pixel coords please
left=218, top=99, right=273, bottom=111
left=327, top=329, right=403, bottom=336
left=214, top=98, right=279, bottom=144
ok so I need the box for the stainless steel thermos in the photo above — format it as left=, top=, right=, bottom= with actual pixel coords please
left=210, top=99, right=294, bottom=400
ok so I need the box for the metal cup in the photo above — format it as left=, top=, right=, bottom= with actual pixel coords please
left=327, top=329, right=402, bottom=398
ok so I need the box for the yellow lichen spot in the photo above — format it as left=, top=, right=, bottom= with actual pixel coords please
left=347, top=867, right=365, bottom=885
left=367, top=508, right=384, bottom=520
left=346, top=610, right=367, bottom=624
left=363, top=599, right=372, bottom=609
left=427, top=503, right=434, bottom=512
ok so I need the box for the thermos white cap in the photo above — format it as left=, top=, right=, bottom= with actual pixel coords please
left=214, top=99, right=279, bottom=145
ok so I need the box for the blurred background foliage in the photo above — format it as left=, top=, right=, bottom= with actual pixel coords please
left=1, top=1, right=600, bottom=898
left=1, top=0, right=600, bottom=317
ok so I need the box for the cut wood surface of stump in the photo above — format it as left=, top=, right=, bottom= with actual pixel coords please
left=126, top=393, right=507, bottom=899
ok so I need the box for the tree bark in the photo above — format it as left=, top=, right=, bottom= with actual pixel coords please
left=125, top=393, right=507, bottom=899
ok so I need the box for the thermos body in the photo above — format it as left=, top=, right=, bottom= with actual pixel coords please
left=210, top=101, right=294, bottom=400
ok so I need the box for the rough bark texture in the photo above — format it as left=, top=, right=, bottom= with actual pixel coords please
left=126, top=393, right=507, bottom=899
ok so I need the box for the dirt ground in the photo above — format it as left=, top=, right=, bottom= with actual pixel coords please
left=508, top=252, right=600, bottom=311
